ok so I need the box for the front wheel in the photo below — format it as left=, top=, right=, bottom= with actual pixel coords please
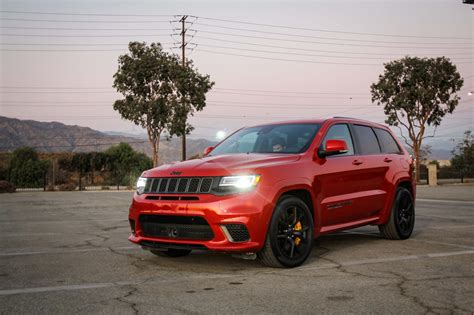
left=379, top=187, right=415, bottom=240
left=258, top=196, right=314, bottom=268
left=150, top=248, right=192, bottom=257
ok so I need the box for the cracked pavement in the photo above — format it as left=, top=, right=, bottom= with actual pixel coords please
left=0, top=186, right=473, bottom=314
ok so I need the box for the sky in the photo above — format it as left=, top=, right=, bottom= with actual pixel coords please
left=0, top=0, right=472, bottom=145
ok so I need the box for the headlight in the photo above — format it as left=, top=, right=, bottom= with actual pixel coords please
left=136, top=177, right=147, bottom=195
left=219, top=175, right=261, bottom=189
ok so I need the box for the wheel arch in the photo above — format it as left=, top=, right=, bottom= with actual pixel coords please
left=376, top=175, right=415, bottom=225
left=271, top=180, right=320, bottom=234
left=397, top=180, right=415, bottom=199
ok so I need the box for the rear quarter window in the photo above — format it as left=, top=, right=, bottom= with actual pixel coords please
left=353, top=125, right=381, bottom=155
left=374, top=128, right=402, bottom=154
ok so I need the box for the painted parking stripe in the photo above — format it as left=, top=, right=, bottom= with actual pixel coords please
left=0, top=218, right=125, bottom=225
left=0, top=246, right=140, bottom=257
left=0, top=281, right=134, bottom=296
left=298, top=249, right=474, bottom=271
left=340, top=230, right=474, bottom=249
left=417, top=198, right=474, bottom=204
left=1, top=249, right=473, bottom=296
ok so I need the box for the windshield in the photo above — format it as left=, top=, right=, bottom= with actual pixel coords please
left=209, top=123, right=321, bottom=156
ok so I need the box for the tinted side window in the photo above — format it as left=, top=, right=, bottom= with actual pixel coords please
left=374, top=128, right=401, bottom=154
left=322, top=124, right=354, bottom=156
left=353, top=125, right=381, bottom=155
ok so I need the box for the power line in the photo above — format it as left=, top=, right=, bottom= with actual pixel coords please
left=0, top=43, right=137, bottom=46
left=0, top=33, right=173, bottom=38
left=0, top=49, right=127, bottom=52
left=3, top=37, right=472, bottom=56
left=0, top=10, right=175, bottom=17
left=195, top=35, right=474, bottom=56
left=192, top=15, right=471, bottom=40
left=196, top=49, right=382, bottom=66
left=0, top=46, right=178, bottom=52
left=196, top=43, right=473, bottom=61
left=0, top=26, right=174, bottom=31
left=196, top=49, right=473, bottom=65
left=0, top=17, right=174, bottom=23
left=195, top=30, right=474, bottom=50
left=211, top=91, right=367, bottom=99
left=1, top=99, right=471, bottom=107
left=0, top=85, right=369, bottom=95
left=194, top=22, right=472, bottom=45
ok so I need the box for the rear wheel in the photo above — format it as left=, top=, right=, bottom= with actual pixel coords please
left=150, top=248, right=192, bottom=257
left=379, top=187, right=415, bottom=240
left=258, top=196, right=314, bottom=268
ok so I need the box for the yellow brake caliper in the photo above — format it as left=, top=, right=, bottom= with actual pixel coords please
left=294, top=221, right=302, bottom=246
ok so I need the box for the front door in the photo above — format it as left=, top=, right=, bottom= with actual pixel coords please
left=314, top=123, right=363, bottom=227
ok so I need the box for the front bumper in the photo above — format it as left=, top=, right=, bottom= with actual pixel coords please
left=128, top=189, right=273, bottom=253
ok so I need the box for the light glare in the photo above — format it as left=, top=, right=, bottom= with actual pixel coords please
left=216, top=130, right=226, bottom=140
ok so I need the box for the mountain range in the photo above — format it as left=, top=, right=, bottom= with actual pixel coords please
left=0, top=116, right=215, bottom=164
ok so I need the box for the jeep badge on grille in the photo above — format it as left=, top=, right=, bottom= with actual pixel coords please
left=170, top=171, right=182, bottom=176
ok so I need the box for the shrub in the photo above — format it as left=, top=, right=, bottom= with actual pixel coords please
left=0, top=180, right=16, bottom=193
left=58, top=183, right=77, bottom=191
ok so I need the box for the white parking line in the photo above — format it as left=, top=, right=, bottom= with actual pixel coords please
left=1, top=249, right=472, bottom=296
left=0, top=281, right=134, bottom=296
left=298, top=249, right=474, bottom=271
left=340, top=230, right=474, bottom=249
left=417, top=198, right=474, bottom=204
left=0, top=246, right=140, bottom=257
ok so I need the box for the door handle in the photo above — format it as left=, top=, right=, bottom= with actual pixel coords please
left=383, top=157, right=393, bottom=163
left=352, top=159, right=363, bottom=166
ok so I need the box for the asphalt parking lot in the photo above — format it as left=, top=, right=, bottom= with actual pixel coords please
left=0, top=186, right=473, bottom=314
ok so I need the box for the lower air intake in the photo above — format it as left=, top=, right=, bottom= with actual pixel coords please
left=222, top=224, right=250, bottom=242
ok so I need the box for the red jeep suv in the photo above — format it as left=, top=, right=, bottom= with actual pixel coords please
left=128, top=118, right=415, bottom=267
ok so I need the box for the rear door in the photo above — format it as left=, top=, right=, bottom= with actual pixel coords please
left=350, top=124, right=389, bottom=220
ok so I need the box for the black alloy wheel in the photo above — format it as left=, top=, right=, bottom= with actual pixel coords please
left=379, top=187, right=415, bottom=240
left=258, top=196, right=314, bottom=268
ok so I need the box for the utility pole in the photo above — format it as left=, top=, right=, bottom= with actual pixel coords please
left=180, top=15, right=188, bottom=161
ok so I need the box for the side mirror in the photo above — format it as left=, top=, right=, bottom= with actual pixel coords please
left=203, top=146, right=214, bottom=156
left=318, top=139, right=348, bottom=158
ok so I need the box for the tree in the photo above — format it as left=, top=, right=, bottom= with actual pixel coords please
left=451, top=130, right=473, bottom=183
left=90, top=152, right=107, bottom=185
left=105, top=143, right=152, bottom=189
left=59, top=152, right=92, bottom=190
left=9, top=147, right=49, bottom=188
left=419, top=144, right=432, bottom=165
left=113, top=42, right=214, bottom=166
left=371, top=56, right=463, bottom=182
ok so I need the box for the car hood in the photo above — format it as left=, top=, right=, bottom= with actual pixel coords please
left=143, top=153, right=301, bottom=177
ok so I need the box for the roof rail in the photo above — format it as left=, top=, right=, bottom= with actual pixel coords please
left=332, top=116, right=356, bottom=119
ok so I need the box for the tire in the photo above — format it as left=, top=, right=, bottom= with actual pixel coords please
left=258, top=196, right=314, bottom=268
left=150, top=248, right=192, bottom=258
left=379, top=187, right=415, bottom=240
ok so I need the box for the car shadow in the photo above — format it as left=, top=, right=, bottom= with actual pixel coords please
left=133, top=227, right=410, bottom=272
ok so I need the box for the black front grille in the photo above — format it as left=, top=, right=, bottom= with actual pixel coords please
left=224, top=224, right=250, bottom=242
left=144, top=177, right=216, bottom=194
left=139, top=215, right=214, bottom=241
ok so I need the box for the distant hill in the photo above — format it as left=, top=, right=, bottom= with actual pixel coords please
left=0, top=116, right=216, bottom=164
